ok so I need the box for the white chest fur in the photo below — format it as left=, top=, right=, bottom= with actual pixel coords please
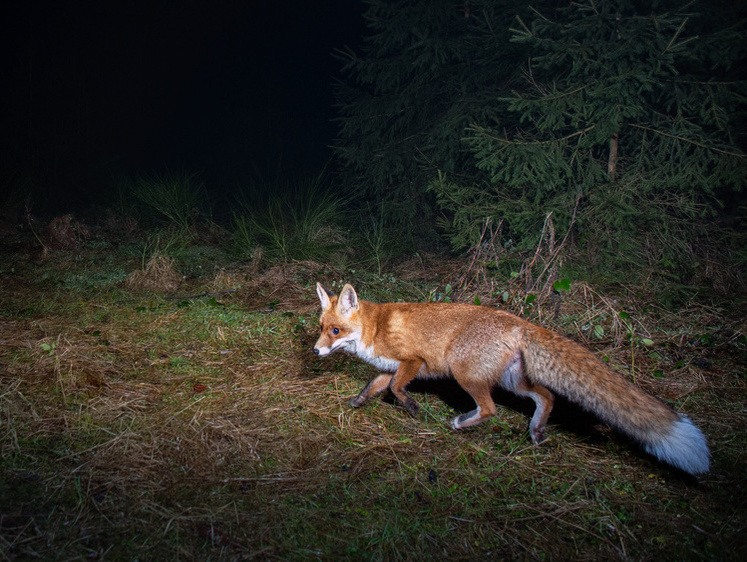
left=354, top=342, right=400, bottom=373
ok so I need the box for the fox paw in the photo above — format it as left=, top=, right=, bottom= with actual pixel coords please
left=530, top=426, right=546, bottom=445
left=349, top=395, right=367, bottom=408
left=403, top=398, right=419, bottom=416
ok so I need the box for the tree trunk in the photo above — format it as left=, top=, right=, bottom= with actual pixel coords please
left=608, top=133, right=619, bottom=181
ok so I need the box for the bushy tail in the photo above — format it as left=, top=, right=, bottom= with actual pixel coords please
left=524, top=328, right=710, bottom=475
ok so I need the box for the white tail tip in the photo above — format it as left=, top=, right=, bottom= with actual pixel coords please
left=645, top=415, right=710, bottom=475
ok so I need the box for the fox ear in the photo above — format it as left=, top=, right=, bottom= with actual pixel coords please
left=337, top=284, right=359, bottom=318
left=316, top=282, right=332, bottom=310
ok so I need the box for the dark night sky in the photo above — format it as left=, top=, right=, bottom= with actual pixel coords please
left=2, top=1, right=364, bottom=199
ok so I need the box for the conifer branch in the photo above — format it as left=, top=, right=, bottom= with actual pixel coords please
left=473, top=124, right=596, bottom=146
left=628, top=123, right=745, bottom=157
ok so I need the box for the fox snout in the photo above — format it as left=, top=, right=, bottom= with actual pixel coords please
left=313, top=342, right=331, bottom=357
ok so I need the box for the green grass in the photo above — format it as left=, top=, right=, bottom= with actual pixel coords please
left=0, top=229, right=744, bottom=560
left=128, top=171, right=208, bottom=230
left=231, top=169, right=350, bottom=263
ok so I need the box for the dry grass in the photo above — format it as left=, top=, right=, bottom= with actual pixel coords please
left=0, top=241, right=745, bottom=560
left=126, top=252, right=183, bottom=293
left=42, top=214, right=91, bottom=251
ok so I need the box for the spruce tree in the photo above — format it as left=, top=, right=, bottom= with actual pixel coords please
left=431, top=0, right=746, bottom=277
left=333, top=0, right=529, bottom=240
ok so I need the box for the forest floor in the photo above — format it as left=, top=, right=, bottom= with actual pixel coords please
left=1, top=218, right=745, bottom=560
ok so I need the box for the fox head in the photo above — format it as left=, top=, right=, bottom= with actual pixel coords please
left=313, top=283, right=363, bottom=357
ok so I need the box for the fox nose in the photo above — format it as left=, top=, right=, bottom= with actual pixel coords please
left=313, top=347, right=320, bottom=355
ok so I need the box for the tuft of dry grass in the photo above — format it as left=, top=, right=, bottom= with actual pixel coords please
left=42, top=214, right=91, bottom=251
left=126, top=252, right=182, bottom=293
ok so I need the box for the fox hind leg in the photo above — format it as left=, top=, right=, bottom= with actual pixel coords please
left=451, top=351, right=555, bottom=442
left=519, top=382, right=555, bottom=444
left=509, top=374, right=555, bottom=443
left=450, top=382, right=498, bottom=430
left=497, top=350, right=556, bottom=443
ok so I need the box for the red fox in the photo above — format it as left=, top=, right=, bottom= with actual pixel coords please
left=313, top=283, right=710, bottom=475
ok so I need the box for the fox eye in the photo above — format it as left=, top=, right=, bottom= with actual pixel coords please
left=331, top=327, right=340, bottom=335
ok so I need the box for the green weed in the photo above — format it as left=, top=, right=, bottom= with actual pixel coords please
left=130, top=171, right=207, bottom=230
left=232, top=169, right=349, bottom=262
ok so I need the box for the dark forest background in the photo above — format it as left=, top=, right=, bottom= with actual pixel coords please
left=2, top=0, right=746, bottom=291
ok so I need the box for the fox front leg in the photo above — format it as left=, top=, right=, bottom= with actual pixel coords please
left=387, top=359, right=424, bottom=416
left=350, top=359, right=423, bottom=416
left=350, top=374, right=393, bottom=408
